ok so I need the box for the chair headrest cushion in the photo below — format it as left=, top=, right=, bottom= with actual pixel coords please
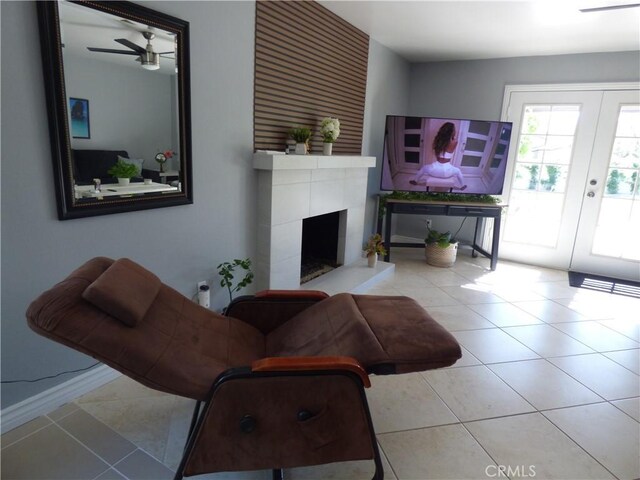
left=82, top=258, right=161, bottom=327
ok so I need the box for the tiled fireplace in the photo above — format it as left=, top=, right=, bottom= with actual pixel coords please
left=254, top=152, right=376, bottom=290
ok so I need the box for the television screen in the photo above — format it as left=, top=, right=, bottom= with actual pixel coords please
left=380, top=115, right=513, bottom=195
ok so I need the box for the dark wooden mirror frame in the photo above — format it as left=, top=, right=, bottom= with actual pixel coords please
left=37, top=1, right=193, bottom=220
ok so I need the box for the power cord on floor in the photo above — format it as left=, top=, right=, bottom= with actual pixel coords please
left=0, top=361, right=101, bottom=384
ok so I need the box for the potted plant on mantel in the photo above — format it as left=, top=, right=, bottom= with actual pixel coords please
left=107, top=159, right=139, bottom=186
left=320, top=117, right=340, bottom=155
left=363, top=233, right=386, bottom=268
left=424, top=228, right=458, bottom=267
left=289, top=127, right=312, bottom=155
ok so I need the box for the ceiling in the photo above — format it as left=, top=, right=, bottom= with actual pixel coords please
left=59, top=1, right=176, bottom=74
left=319, top=0, right=640, bottom=62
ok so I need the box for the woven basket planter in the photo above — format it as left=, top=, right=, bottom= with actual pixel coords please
left=424, top=242, right=458, bottom=268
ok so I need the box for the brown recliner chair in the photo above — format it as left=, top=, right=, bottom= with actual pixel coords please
left=27, top=257, right=461, bottom=480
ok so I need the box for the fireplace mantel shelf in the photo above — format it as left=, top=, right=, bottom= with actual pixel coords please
left=254, top=152, right=376, bottom=170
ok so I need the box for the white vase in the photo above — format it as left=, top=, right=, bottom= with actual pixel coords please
left=295, top=143, right=306, bottom=155
left=323, top=142, right=333, bottom=155
left=367, top=253, right=378, bottom=268
left=117, top=178, right=130, bottom=186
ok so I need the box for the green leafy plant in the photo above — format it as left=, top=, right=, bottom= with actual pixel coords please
left=524, top=165, right=539, bottom=190
left=377, top=191, right=500, bottom=219
left=541, top=165, right=560, bottom=191
left=629, top=163, right=639, bottom=194
left=363, top=233, right=386, bottom=257
left=425, top=229, right=454, bottom=248
left=606, top=169, right=626, bottom=194
left=217, top=258, right=254, bottom=304
left=289, top=127, right=312, bottom=143
left=107, top=159, right=139, bottom=179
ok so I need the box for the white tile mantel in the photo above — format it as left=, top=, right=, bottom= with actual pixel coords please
left=254, top=152, right=376, bottom=290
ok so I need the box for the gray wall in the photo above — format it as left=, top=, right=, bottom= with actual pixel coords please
left=0, top=1, right=410, bottom=409
left=0, top=0, right=256, bottom=408
left=361, top=39, right=411, bottom=238
left=395, top=51, right=640, bottom=240
left=65, top=53, right=174, bottom=163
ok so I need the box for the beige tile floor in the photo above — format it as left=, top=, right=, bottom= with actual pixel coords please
left=2, top=247, right=639, bottom=480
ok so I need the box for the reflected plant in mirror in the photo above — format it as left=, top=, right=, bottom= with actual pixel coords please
left=37, top=0, right=192, bottom=219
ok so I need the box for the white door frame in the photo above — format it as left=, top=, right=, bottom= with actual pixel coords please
left=498, top=82, right=640, bottom=270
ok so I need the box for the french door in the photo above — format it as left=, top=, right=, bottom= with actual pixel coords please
left=500, top=84, right=640, bottom=282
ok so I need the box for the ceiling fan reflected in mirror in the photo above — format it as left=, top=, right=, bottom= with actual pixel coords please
left=87, top=31, right=174, bottom=71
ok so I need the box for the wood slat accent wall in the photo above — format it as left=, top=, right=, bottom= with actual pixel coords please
left=254, top=0, right=370, bottom=155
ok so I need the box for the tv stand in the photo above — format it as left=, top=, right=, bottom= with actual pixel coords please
left=377, top=198, right=505, bottom=270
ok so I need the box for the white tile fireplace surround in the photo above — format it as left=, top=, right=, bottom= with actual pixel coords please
left=254, top=152, right=376, bottom=290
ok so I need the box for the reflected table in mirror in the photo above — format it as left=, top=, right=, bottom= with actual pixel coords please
left=75, top=182, right=179, bottom=199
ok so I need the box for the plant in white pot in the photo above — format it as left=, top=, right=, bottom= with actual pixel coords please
left=289, top=127, right=312, bottom=155
left=107, top=159, right=139, bottom=186
left=320, top=117, right=340, bottom=155
left=424, top=229, right=458, bottom=267
left=363, top=233, right=386, bottom=268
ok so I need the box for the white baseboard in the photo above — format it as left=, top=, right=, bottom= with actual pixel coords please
left=0, top=365, right=121, bottom=434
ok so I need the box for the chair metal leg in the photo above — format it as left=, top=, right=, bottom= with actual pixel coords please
left=174, top=401, right=202, bottom=480
left=185, top=400, right=202, bottom=448
left=371, top=443, right=384, bottom=480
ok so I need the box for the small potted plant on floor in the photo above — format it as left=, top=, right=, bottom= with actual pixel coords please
left=424, top=228, right=458, bottom=267
left=289, top=127, right=312, bottom=155
left=364, top=233, right=386, bottom=268
left=107, top=159, right=139, bottom=186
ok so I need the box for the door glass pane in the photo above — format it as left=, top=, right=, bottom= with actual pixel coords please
left=504, top=104, right=580, bottom=247
left=405, top=133, right=420, bottom=148
left=404, top=151, right=419, bottom=163
left=405, top=117, right=422, bottom=130
left=470, top=121, right=491, bottom=135
left=461, top=154, right=481, bottom=167
left=466, top=138, right=487, bottom=152
left=592, top=105, right=640, bottom=260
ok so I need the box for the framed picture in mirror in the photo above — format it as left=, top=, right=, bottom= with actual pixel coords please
left=69, top=97, right=90, bottom=139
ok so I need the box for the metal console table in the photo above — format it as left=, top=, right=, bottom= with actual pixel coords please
left=377, top=199, right=506, bottom=271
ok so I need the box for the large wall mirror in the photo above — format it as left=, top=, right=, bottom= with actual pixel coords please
left=37, top=1, right=192, bottom=220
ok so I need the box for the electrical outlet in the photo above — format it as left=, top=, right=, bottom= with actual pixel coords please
left=426, top=219, right=432, bottom=229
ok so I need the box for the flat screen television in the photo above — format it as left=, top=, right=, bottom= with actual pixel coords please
left=380, top=115, right=513, bottom=195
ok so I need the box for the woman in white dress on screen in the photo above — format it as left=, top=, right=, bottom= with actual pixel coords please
left=410, top=122, right=467, bottom=191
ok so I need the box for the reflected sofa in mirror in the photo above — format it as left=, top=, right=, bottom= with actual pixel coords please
left=37, top=1, right=192, bottom=220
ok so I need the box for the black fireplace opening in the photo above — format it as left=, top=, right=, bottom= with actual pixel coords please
left=300, top=211, right=341, bottom=284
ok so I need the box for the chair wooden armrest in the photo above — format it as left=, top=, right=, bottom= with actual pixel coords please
left=254, top=290, right=330, bottom=300
left=252, top=356, right=371, bottom=388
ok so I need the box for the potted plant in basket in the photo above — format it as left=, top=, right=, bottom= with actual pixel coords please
left=363, top=233, right=386, bottom=268
left=320, top=117, right=340, bottom=155
left=107, top=159, right=139, bottom=186
left=289, top=127, right=313, bottom=155
left=424, top=228, right=458, bottom=267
